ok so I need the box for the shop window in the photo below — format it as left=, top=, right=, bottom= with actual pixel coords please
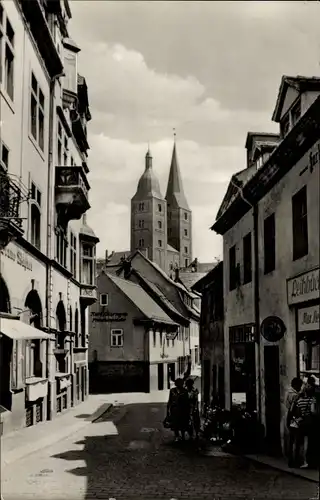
left=100, top=293, right=108, bottom=306
left=81, top=243, right=95, bottom=285
left=0, top=6, right=15, bottom=101
left=264, top=213, right=276, bottom=274
left=56, top=225, right=67, bottom=267
left=243, top=232, right=252, bottom=284
left=292, top=186, right=308, bottom=261
left=229, top=245, right=239, bottom=291
left=111, top=329, right=123, bottom=347
left=69, top=231, right=77, bottom=278
left=30, top=72, right=45, bottom=150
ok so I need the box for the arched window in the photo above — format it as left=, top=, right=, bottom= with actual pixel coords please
left=25, top=289, right=42, bottom=329
left=0, top=276, right=11, bottom=313
left=56, top=301, right=66, bottom=332
left=24, top=289, right=43, bottom=377
left=69, top=305, right=73, bottom=332
left=30, top=182, right=42, bottom=250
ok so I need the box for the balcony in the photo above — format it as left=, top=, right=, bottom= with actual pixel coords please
left=18, top=0, right=63, bottom=79
left=0, top=172, right=29, bottom=250
left=80, top=284, right=97, bottom=306
left=55, top=166, right=90, bottom=224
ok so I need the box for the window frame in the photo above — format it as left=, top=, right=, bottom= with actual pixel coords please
left=158, top=239, right=162, bottom=247
left=30, top=181, right=42, bottom=250
left=292, top=185, right=308, bottom=261
left=264, top=213, right=276, bottom=274
left=57, top=118, right=69, bottom=166
left=30, top=72, right=45, bottom=151
left=111, top=329, right=123, bottom=347
left=81, top=242, right=96, bottom=285
left=56, top=224, right=68, bottom=268
left=0, top=6, right=15, bottom=101
left=229, top=244, right=238, bottom=291
left=100, top=293, right=108, bottom=306
left=242, top=232, right=252, bottom=284
left=0, top=139, right=9, bottom=171
left=69, top=231, right=77, bottom=278
left=138, top=238, right=144, bottom=247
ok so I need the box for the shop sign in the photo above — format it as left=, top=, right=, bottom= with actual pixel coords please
left=0, top=245, right=33, bottom=271
left=261, top=316, right=286, bottom=342
left=91, top=312, right=127, bottom=322
left=298, top=305, right=320, bottom=332
left=287, top=268, right=319, bottom=305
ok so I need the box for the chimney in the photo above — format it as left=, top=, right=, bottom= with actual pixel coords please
left=123, top=259, right=132, bottom=279
left=174, top=267, right=179, bottom=281
left=105, top=249, right=109, bottom=264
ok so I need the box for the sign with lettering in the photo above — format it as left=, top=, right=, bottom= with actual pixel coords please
left=298, top=305, right=320, bottom=332
left=0, top=245, right=33, bottom=271
left=261, top=316, right=286, bottom=342
left=91, top=312, right=127, bottom=322
left=287, top=268, right=319, bottom=305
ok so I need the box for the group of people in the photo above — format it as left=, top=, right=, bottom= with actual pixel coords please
left=166, top=377, right=201, bottom=442
left=286, top=375, right=318, bottom=469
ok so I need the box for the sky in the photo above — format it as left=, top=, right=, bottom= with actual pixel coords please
left=69, top=0, right=320, bottom=262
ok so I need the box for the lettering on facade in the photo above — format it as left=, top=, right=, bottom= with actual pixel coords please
left=287, top=268, right=319, bottom=305
left=91, top=312, right=128, bottom=322
left=0, top=246, right=33, bottom=271
left=307, top=143, right=320, bottom=172
left=298, top=305, right=320, bottom=332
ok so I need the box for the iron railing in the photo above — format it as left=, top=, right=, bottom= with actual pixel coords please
left=0, top=172, right=29, bottom=226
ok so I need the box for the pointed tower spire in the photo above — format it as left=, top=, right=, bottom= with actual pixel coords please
left=165, top=132, right=190, bottom=210
left=145, top=145, right=152, bottom=170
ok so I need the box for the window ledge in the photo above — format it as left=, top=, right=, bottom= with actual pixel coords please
left=28, top=133, right=45, bottom=161
left=55, top=372, right=71, bottom=379
left=25, top=377, right=47, bottom=385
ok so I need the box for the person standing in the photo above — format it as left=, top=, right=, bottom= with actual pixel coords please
left=185, top=378, right=200, bottom=440
left=286, top=377, right=303, bottom=467
left=166, top=378, right=190, bottom=442
left=296, top=383, right=317, bottom=469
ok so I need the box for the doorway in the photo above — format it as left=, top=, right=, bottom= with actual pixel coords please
left=264, top=345, right=281, bottom=456
left=157, top=363, right=164, bottom=391
left=167, top=363, right=175, bottom=389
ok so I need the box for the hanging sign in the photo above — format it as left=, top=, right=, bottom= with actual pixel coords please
left=261, top=316, right=286, bottom=342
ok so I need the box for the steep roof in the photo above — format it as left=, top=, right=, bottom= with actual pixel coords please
left=167, top=244, right=179, bottom=254
left=165, top=143, right=190, bottom=210
left=107, top=273, right=177, bottom=326
left=192, top=261, right=223, bottom=293
left=272, top=75, right=320, bottom=122
left=106, top=250, right=131, bottom=267
left=178, top=272, right=209, bottom=291
left=132, top=150, right=163, bottom=201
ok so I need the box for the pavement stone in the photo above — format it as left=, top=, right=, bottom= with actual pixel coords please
left=1, top=400, right=318, bottom=500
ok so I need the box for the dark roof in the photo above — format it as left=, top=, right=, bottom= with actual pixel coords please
left=245, top=132, right=280, bottom=150
left=212, top=95, right=320, bottom=235
left=107, top=273, right=177, bottom=326
left=79, top=221, right=99, bottom=243
left=106, top=251, right=131, bottom=267
left=272, top=75, right=320, bottom=122
left=165, top=142, right=190, bottom=210
left=132, top=150, right=163, bottom=200
left=192, top=261, right=223, bottom=293
left=178, top=272, right=208, bottom=290
left=216, top=165, right=257, bottom=220
left=167, top=244, right=179, bottom=254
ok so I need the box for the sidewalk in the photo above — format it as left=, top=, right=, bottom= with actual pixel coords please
left=244, top=453, right=319, bottom=484
left=1, top=395, right=113, bottom=467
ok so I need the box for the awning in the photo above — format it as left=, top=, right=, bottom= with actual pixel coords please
left=0, top=318, right=53, bottom=340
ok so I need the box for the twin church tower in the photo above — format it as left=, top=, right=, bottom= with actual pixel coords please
left=130, top=140, right=192, bottom=274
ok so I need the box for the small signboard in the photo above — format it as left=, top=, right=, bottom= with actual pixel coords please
left=261, top=316, right=286, bottom=343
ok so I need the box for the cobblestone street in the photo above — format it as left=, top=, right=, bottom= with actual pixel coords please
left=2, top=402, right=318, bottom=500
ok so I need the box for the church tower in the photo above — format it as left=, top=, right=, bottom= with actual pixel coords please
left=131, top=149, right=167, bottom=271
left=165, top=138, right=192, bottom=268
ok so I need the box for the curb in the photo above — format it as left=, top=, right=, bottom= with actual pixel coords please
left=2, top=403, right=113, bottom=467
left=243, top=454, right=319, bottom=484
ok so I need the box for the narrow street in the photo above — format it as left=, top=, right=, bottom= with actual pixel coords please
left=2, top=402, right=317, bottom=500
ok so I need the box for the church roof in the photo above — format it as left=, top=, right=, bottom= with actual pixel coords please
left=132, top=150, right=164, bottom=201
left=165, top=143, right=190, bottom=210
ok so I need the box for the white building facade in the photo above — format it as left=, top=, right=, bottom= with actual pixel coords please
left=0, top=0, right=98, bottom=434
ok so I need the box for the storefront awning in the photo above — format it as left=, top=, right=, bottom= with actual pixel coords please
left=0, top=318, right=53, bottom=340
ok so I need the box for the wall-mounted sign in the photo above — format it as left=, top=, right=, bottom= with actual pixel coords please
left=287, top=268, right=319, bottom=306
left=91, top=312, right=127, bottom=322
left=298, top=305, right=320, bottom=332
left=0, top=245, right=33, bottom=271
left=261, top=316, right=286, bottom=343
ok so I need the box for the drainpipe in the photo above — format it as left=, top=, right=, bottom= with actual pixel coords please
left=253, top=203, right=261, bottom=419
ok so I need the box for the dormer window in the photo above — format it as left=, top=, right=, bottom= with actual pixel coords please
left=280, top=114, right=290, bottom=138
left=291, top=99, right=301, bottom=126
left=62, top=38, right=80, bottom=96
left=280, top=98, right=301, bottom=139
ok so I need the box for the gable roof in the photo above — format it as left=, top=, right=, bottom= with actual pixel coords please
left=177, top=272, right=208, bottom=291
left=107, top=273, right=177, bottom=326
left=106, top=250, right=131, bottom=267
left=165, top=143, right=190, bottom=210
left=192, top=261, right=223, bottom=293
left=272, top=75, right=320, bottom=123
left=167, top=244, right=179, bottom=254
left=245, top=132, right=280, bottom=151
left=216, top=165, right=257, bottom=220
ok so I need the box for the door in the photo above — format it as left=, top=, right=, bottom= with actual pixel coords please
left=157, top=363, right=164, bottom=391
left=264, top=345, right=281, bottom=456
left=167, top=363, right=175, bottom=389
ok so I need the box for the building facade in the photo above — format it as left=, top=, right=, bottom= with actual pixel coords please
left=0, top=0, right=98, bottom=434
left=211, top=75, right=320, bottom=456
left=130, top=142, right=192, bottom=273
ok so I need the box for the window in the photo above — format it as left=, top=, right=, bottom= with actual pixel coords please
left=229, top=244, right=238, bottom=291
left=184, top=212, right=188, bottom=220
left=81, top=243, right=95, bottom=285
left=158, top=204, right=162, bottom=212
left=139, top=238, right=144, bottom=247
left=291, top=99, right=301, bottom=127
left=100, top=293, right=108, bottom=306
left=30, top=73, right=45, bottom=150
left=292, top=186, right=308, bottom=260
left=243, top=232, right=252, bottom=284
left=185, top=259, right=188, bottom=267
left=0, top=7, right=14, bottom=100
left=69, top=231, right=77, bottom=278
left=264, top=213, right=275, bottom=274
left=30, top=182, right=41, bottom=250
left=280, top=114, right=290, bottom=139
left=25, top=340, right=42, bottom=378
left=153, top=330, right=156, bottom=347
left=57, top=119, right=68, bottom=165
left=158, top=239, right=162, bottom=247
left=184, top=246, right=188, bottom=254
left=111, top=329, right=123, bottom=347
left=138, top=219, right=144, bottom=228
left=56, top=225, right=67, bottom=267
left=184, top=229, right=188, bottom=237
left=138, top=202, right=145, bottom=211
left=0, top=141, right=9, bottom=170
left=158, top=221, right=162, bottom=229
